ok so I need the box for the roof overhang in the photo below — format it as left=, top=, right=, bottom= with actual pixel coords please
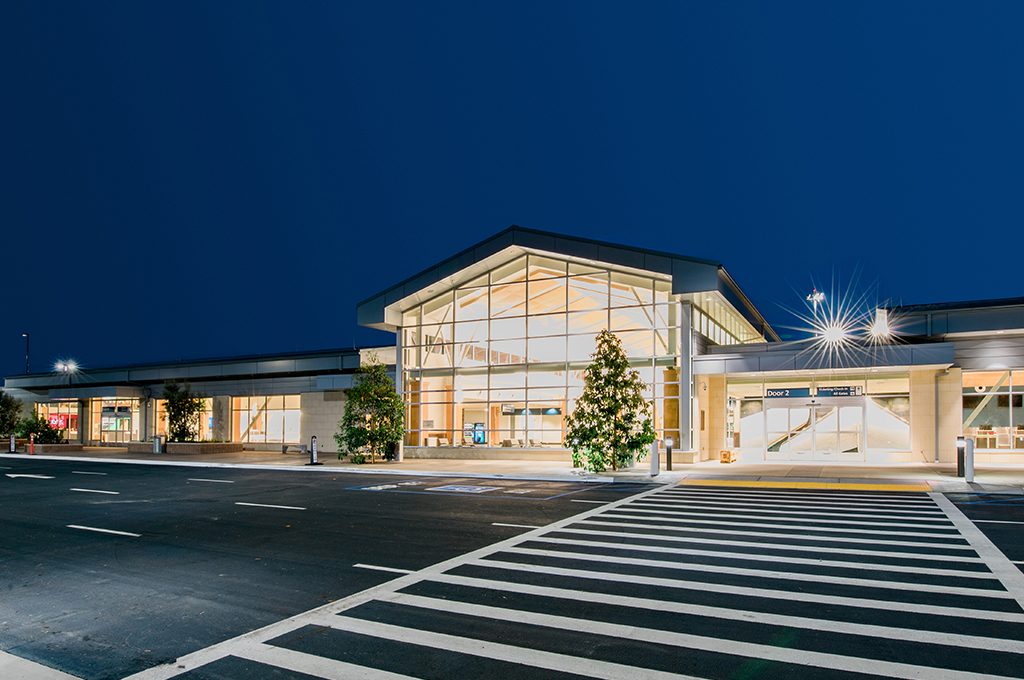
left=693, top=341, right=956, bottom=375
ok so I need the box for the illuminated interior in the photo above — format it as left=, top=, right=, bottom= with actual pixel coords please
left=35, top=400, right=80, bottom=441
left=155, top=398, right=215, bottom=441
left=400, top=254, right=683, bottom=448
left=962, top=370, right=1024, bottom=451
left=231, top=395, right=301, bottom=444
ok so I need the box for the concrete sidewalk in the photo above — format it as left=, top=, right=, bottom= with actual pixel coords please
left=3, top=447, right=1022, bottom=492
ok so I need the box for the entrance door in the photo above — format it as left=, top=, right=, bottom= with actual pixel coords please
left=765, top=398, right=864, bottom=461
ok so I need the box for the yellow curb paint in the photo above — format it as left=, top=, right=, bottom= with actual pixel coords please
left=679, top=479, right=931, bottom=492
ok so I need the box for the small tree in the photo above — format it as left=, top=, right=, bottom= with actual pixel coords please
left=163, top=382, right=205, bottom=442
left=335, top=358, right=404, bottom=463
left=565, top=329, right=656, bottom=472
left=16, top=415, right=65, bottom=444
left=0, top=390, right=21, bottom=436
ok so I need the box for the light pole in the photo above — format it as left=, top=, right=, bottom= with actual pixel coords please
left=21, top=333, right=29, bottom=374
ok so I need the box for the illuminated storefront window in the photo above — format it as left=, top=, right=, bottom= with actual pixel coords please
left=401, top=254, right=681, bottom=448
left=89, top=398, right=141, bottom=443
left=155, top=398, right=214, bottom=441
left=35, top=401, right=80, bottom=441
left=963, top=370, right=1024, bottom=450
left=231, top=395, right=301, bottom=444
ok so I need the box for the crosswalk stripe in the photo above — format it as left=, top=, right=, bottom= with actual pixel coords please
left=663, top=488, right=933, bottom=502
left=553, top=527, right=985, bottom=563
left=314, top=612, right=704, bottom=680
left=622, top=503, right=955, bottom=523
left=500, top=546, right=1016, bottom=598
left=657, top=489, right=936, bottom=506
left=412, top=575, right=1024, bottom=653
left=527, top=535, right=996, bottom=579
left=467, top=558, right=1024, bottom=622
left=640, top=496, right=946, bottom=515
left=576, top=519, right=977, bottom=551
left=370, top=593, right=1014, bottom=680
left=235, top=640, right=417, bottom=679
left=605, top=509, right=960, bottom=532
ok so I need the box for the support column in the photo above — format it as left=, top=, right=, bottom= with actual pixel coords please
left=679, top=302, right=694, bottom=455
left=394, top=328, right=404, bottom=462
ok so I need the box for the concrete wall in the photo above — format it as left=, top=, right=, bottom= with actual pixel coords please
left=695, top=374, right=726, bottom=461
left=300, top=391, right=346, bottom=454
left=909, top=368, right=963, bottom=463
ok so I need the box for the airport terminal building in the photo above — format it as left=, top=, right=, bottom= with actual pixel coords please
left=6, top=226, right=1024, bottom=466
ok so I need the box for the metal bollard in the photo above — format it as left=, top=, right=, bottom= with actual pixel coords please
left=9, top=433, right=15, bottom=453
left=29, top=433, right=35, bottom=455
left=650, top=440, right=660, bottom=477
left=306, top=435, right=322, bottom=466
left=965, top=437, right=975, bottom=483
left=956, top=436, right=966, bottom=477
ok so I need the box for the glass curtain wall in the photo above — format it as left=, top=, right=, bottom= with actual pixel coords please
left=963, top=370, right=1024, bottom=450
left=155, top=398, right=214, bottom=441
left=89, top=398, right=141, bottom=443
left=401, top=254, right=680, bottom=448
left=231, top=395, right=301, bottom=444
left=35, top=401, right=80, bottom=441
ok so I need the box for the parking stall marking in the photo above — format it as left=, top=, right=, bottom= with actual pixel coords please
left=67, top=525, right=140, bottom=538
left=126, top=485, right=1024, bottom=680
left=69, top=488, right=120, bottom=495
left=235, top=502, right=306, bottom=510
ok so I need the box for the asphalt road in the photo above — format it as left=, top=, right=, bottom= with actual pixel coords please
left=948, top=491, right=1024, bottom=568
left=0, top=456, right=651, bottom=679
left=140, top=483, right=1024, bottom=680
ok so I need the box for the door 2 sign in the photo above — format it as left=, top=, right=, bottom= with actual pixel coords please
left=425, top=485, right=500, bottom=494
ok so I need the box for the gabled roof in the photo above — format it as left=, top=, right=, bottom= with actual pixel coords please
left=356, top=225, right=778, bottom=341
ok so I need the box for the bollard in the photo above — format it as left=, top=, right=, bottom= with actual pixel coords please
left=306, top=435, right=322, bottom=466
left=965, top=437, right=975, bottom=483
left=9, top=433, right=15, bottom=453
left=956, top=436, right=966, bottom=477
left=29, top=433, right=35, bottom=455
left=665, top=437, right=674, bottom=472
left=649, top=440, right=660, bottom=477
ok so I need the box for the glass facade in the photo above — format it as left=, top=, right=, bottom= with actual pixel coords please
left=231, top=395, right=301, bottom=444
left=89, top=398, right=141, bottom=443
left=155, top=398, right=215, bottom=441
left=35, top=401, right=80, bottom=441
left=963, top=370, right=1024, bottom=451
left=727, top=375, right=911, bottom=460
left=401, top=254, right=681, bottom=448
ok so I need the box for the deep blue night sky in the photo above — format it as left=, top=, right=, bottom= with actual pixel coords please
left=2, top=1, right=1022, bottom=376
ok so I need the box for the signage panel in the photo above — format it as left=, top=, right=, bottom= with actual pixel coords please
left=765, top=387, right=811, bottom=398
left=816, top=386, right=861, bottom=397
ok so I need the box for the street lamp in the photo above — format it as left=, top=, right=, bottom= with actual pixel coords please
left=21, top=333, right=29, bottom=374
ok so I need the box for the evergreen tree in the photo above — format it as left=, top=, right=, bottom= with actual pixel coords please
left=163, top=382, right=205, bottom=442
left=565, top=330, right=656, bottom=472
left=335, top=357, right=405, bottom=463
left=0, top=390, right=22, bottom=437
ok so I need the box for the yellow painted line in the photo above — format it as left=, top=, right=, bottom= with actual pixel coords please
left=679, top=479, right=931, bottom=492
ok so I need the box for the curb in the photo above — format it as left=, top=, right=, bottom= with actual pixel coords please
left=0, top=453, right=625, bottom=484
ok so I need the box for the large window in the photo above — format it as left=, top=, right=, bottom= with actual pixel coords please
left=35, top=401, right=80, bottom=442
left=155, top=398, right=214, bottom=441
left=402, top=255, right=680, bottom=448
left=963, top=370, right=1024, bottom=450
left=231, top=395, right=301, bottom=444
left=89, top=398, right=141, bottom=443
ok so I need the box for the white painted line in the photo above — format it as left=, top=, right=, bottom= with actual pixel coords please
left=71, top=470, right=107, bottom=476
left=663, top=488, right=931, bottom=502
left=348, top=596, right=996, bottom=680
left=314, top=613, right=704, bottom=680
left=492, top=523, right=542, bottom=529
left=67, top=524, right=140, bottom=538
left=932, top=492, right=1024, bottom=612
left=972, top=519, right=1024, bottom=525
left=5, top=473, right=54, bottom=479
left=234, top=502, right=306, bottom=510
left=603, top=512, right=971, bottom=540
left=122, top=481, right=669, bottom=679
left=188, top=478, right=234, bottom=484
left=234, top=641, right=416, bottom=679
left=394, top=583, right=1024, bottom=654
left=570, top=499, right=606, bottom=504
left=0, top=649, right=79, bottom=680
left=660, top=489, right=935, bottom=505
left=640, top=496, right=945, bottom=515
left=607, top=509, right=959, bottom=531
left=554, top=527, right=985, bottom=563
left=576, top=519, right=976, bottom=551
left=528, top=535, right=996, bottom=579
left=70, top=488, right=119, bottom=495
left=468, top=559, right=1024, bottom=622
left=624, top=503, right=954, bottom=523
left=500, top=546, right=1014, bottom=599
left=353, top=563, right=414, bottom=574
